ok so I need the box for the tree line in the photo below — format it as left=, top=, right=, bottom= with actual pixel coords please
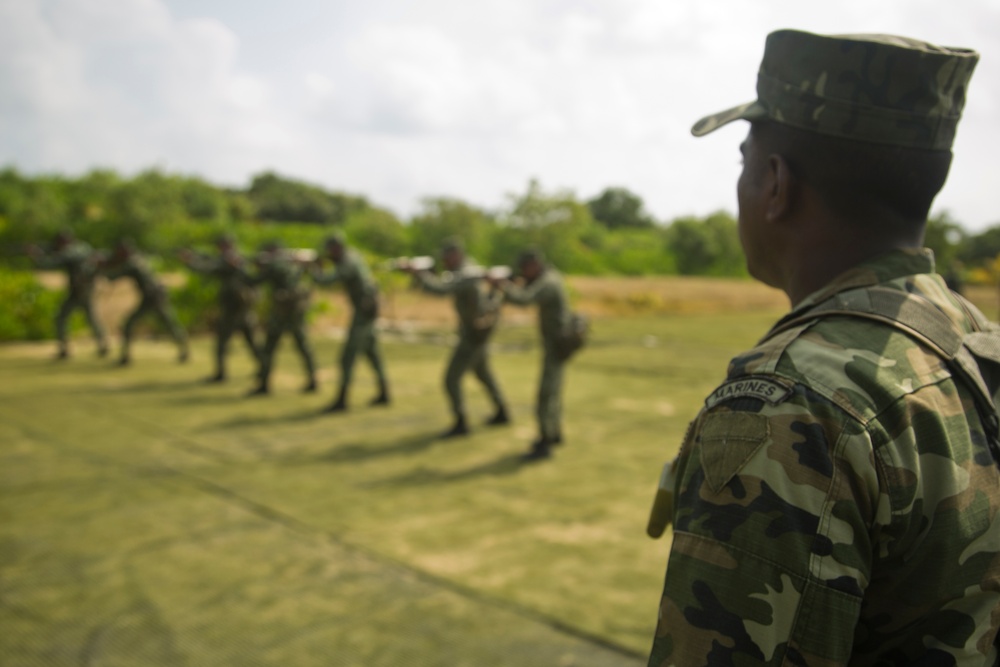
left=0, top=166, right=992, bottom=278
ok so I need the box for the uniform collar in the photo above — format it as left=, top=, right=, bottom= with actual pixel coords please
left=773, top=247, right=936, bottom=329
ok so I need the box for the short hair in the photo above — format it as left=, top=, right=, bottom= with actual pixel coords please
left=752, top=121, right=953, bottom=230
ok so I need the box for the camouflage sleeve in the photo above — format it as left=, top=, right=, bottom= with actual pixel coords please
left=415, top=270, right=457, bottom=296
left=32, top=252, right=66, bottom=270
left=500, top=277, right=550, bottom=307
left=185, top=254, right=221, bottom=275
left=312, top=265, right=344, bottom=287
left=650, top=376, right=879, bottom=667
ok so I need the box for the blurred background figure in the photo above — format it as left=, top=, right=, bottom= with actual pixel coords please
left=26, top=228, right=108, bottom=360
left=102, top=239, right=189, bottom=366
left=179, top=234, right=262, bottom=383
left=493, top=249, right=569, bottom=461
left=312, top=233, right=390, bottom=413
left=409, top=238, right=509, bottom=439
left=246, top=240, right=317, bottom=396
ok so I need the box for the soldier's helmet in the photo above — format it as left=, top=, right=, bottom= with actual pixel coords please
left=691, top=30, right=979, bottom=151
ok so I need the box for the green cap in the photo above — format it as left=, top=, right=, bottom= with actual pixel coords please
left=440, top=237, right=464, bottom=254
left=692, top=30, right=979, bottom=150
left=324, top=232, right=346, bottom=248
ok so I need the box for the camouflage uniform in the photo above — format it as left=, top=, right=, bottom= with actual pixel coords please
left=184, top=250, right=261, bottom=380
left=104, top=252, right=189, bottom=364
left=417, top=261, right=507, bottom=426
left=34, top=239, right=107, bottom=357
left=313, top=247, right=389, bottom=406
left=650, top=250, right=1000, bottom=666
left=248, top=253, right=317, bottom=392
left=650, top=31, right=998, bottom=666
left=500, top=268, right=569, bottom=444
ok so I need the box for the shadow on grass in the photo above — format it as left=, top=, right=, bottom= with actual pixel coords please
left=81, top=378, right=204, bottom=394
left=203, top=408, right=326, bottom=430
left=167, top=392, right=251, bottom=406
left=284, top=432, right=442, bottom=465
left=364, top=452, right=525, bottom=487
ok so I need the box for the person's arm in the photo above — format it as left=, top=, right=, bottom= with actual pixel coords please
left=181, top=251, right=219, bottom=275
left=312, top=261, right=347, bottom=287
left=650, top=379, right=876, bottom=667
left=414, top=269, right=458, bottom=296
left=499, top=277, right=550, bottom=307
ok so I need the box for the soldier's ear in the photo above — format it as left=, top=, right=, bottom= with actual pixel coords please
left=764, top=153, right=797, bottom=223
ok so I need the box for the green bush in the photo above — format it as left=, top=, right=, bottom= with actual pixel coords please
left=0, top=268, right=64, bottom=341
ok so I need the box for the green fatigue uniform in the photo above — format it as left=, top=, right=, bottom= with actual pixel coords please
left=104, top=253, right=188, bottom=364
left=313, top=248, right=389, bottom=404
left=649, top=250, right=1000, bottom=666
left=651, top=31, right=997, bottom=666
left=185, top=251, right=261, bottom=380
left=35, top=240, right=107, bottom=357
left=500, top=268, right=569, bottom=443
left=249, top=255, right=317, bottom=391
left=417, top=262, right=507, bottom=424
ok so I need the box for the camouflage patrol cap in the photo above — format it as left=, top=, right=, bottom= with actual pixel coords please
left=324, top=231, right=346, bottom=248
left=692, top=30, right=979, bottom=150
left=440, top=237, right=464, bottom=254
left=517, top=247, right=546, bottom=266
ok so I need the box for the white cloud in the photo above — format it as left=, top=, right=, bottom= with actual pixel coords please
left=2, top=0, right=1000, bottom=228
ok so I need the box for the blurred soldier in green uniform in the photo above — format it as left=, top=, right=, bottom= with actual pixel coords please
left=26, top=229, right=108, bottom=359
left=493, top=249, right=567, bottom=460
left=246, top=241, right=318, bottom=396
left=411, top=239, right=509, bottom=438
left=312, top=234, right=390, bottom=412
left=103, top=239, right=189, bottom=366
left=647, top=30, right=1000, bottom=666
left=179, top=234, right=261, bottom=382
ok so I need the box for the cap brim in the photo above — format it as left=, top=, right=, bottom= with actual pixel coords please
left=691, top=100, right=768, bottom=137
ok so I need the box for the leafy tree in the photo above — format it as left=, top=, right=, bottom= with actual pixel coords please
left=345, top=208, right=408, bottom=257
left=409, top=197, right=495, bottom=261
left=248, top=171, right=367, bottom=225
left=666, top=211, right=746, bottom=276
left=497, top=179, right=606, bottom=273
left=587, top=186, right=654, bottom=229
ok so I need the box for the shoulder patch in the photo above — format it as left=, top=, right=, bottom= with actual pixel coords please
left=699, top=412, right=770, bottom=493
left=705, top=376, right=792, bottom=410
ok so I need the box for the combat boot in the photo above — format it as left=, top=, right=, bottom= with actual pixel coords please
left=521, top=437, right=554, bottom=462
left=325, top=388, right=348, bottom=414
left=440, top=416, right=469, bottom=439
left=485, top=406, right=510, bottom=426
left=246, top=382, right=269, bottom=397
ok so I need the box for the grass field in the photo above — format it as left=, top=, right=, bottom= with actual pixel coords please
left=2, top=276, right=996, bottom=666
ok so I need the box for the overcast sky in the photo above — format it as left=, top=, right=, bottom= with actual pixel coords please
left=3, top=0, right=999, bottom=229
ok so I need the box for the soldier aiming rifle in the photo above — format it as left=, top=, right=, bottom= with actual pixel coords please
left=400, top=239, right=511, bottom=438
left=178, top=234, right=262, bottom=383
left=25, top=229, right=109, bottom=360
